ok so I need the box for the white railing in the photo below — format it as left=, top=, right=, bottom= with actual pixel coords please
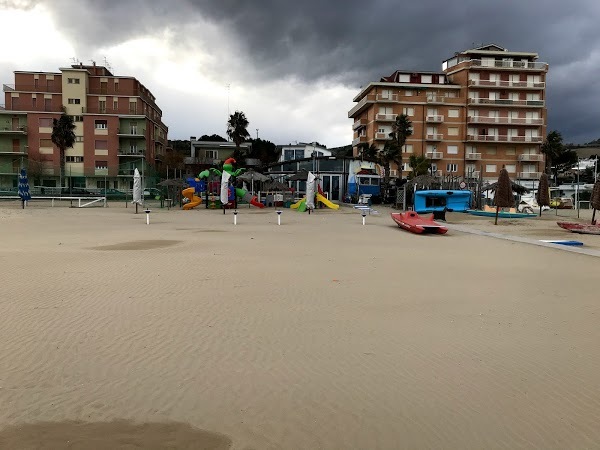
left=518, top=154, right=544, bottom=161
left=469, top=59, right=548, bottom=70
left=376, top=114, right=396, bottom=121
left=466, top=152, right=482, bottom=160
left=468, top=79, right=545, bottom=89
left=426, top=115, right=444, bottom=122
left=468, top=98, right=545, bottom=107
left=468, top=116, right=544, bottom=125
left=426, top=95, right=445, bottom=103
left=425, top=152, right=443, bottom=160
left=425, top=133, right=443, bottom=141
left=376, top=94, right=398, bottom=101
left=352, top=136, right=367, bottom=146
left=467, top=135, right=543, bottom=143
left=518, top=172, right=542, bottom=179
left=375, top=132, right=392, bottom=140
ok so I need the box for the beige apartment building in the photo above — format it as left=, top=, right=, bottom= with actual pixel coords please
left=348, top=44, right=548, bottom=183
left=0, top=63, right=168, bottom=191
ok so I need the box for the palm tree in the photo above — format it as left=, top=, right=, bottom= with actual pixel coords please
left=357, top=143, right=379, bottom=162
left=380, top=141, right=402, bottom=184
left=408, top=155, right=431, bottom=179
left=51, top=110, right=76, bottom=190
left=389, top=114, right=413, bottom=176
left=227, top=111, right=251, bottom=161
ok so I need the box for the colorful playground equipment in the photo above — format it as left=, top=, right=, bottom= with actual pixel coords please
left=182, top=158, right=265, bottom=210
left=290, top=184, right=339, bottom=212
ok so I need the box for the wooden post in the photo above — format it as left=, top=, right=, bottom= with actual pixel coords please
left=495, top=206, right=500, bottom=225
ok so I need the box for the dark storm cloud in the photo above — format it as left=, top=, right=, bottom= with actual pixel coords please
left=33, top=0, right=600, bottom=142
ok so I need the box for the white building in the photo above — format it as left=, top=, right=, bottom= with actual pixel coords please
left=277, top=142, right=331, bottom=162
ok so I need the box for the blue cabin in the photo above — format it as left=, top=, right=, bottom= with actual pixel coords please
left=414, top=190, right=471, bottom=213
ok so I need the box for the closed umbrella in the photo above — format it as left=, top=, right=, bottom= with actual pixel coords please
left=306, top=171, right=316, bottom=210
left=238, top=169, right=269, bottom=195
left=590, top=180, right=600, bottom=224
left=536, top=173, right=550, bottom=217
left=18, top=168, right=31, bottom=209
left=493, top=166, right=513, bottom=225
left=132, top=168, right=142, bottom=213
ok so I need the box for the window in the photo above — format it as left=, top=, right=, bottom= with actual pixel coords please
left=114, top=81, right=119, bottom=92
left=72, top=115, right=83, bottom=122
left=40, top=139, right=52, bottom=147
left=66, top=156, right=84, bottom=162
left=39, top=118, right=53, bottom=127
left=444, top=91, right=458, bottom=98
left=505, top=147, right=516, bottom=155
left=404, top=90, right=413, bottom=97
left=398, top=74, right=410, bottom=83
left=283, top=149, right=303, bottom=161
left=403, top=144, right=413, bottom=153
left=67, top=78, right=80, bottom=84
left=430, top=164, right=437, bottom=172
left=446, top=163, right=458, bottom=173
left=421, top=75, right=432, bottom=83
left=486, top=164, right=497, bottom=173
left=32, top=97, right=37, bottom=108
left=402, top=107, right=414, bottom=116
left=486, top=147, right=497, bottom=155
left=75, top=136, right=84, bottom=142
left=505, top=164, right=516, bottom=173
left=113, top=100, right=118, bottom=110
left=95, top=120, right=108, bottom=129
left=98, top=100, right=106, bottom=113
left=447, top=145, right=458, bottom=154
left=448, top=109, right=459, bottom=118
left=97, top=180, right=106, bottom=188
left=67, top=98, right=80, bottom=104
left=95, top=161, right=108, bottom=169
left=206, top=150, right=218, bottom=160
left=447, top=127, right=459, bottom=136
left=95, top=140, right=108, bottom=149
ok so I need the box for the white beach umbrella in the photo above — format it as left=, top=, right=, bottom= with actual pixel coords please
left=306, top=171, right=316, bottom=210
left=132, top=168, right=142, bottom=205
left=220, top=170, right=231, bottom=205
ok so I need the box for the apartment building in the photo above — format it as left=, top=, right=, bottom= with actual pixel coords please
left=348, top=44, right=548, bottom=183
left=0, top=63, right=168, bottom=190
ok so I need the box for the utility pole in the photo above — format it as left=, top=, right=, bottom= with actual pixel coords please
left=256, top=129, right=259, bottom=140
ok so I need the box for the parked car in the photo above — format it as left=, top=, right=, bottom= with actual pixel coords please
left=98, top=188, right=126, bottom=199
left=143, top=188, right=162, bottom=199
left=68, top=188, right=95, bottom=196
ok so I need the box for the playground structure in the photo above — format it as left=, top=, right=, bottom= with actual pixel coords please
left=182, top=158, right=264, bottom=210
left=291, top=184, right=340, bottom=212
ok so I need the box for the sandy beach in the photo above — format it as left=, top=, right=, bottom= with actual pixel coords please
left=1, top=200, right=599, bottom=449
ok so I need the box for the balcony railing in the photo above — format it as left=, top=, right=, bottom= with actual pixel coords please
left=468, top=98, right=545, bottom=107
left=118, top=149, right=146, bottom=156
left=117, top=128, right=145, bottom=137
left=425, top=133, right=443, bottom=141
left=467, top=171, right=481, bottom=179
left=352, top=118, right=367, bottom=130
left=468, top=79, right=545, bottom=89
left=468, top=116, right=544, bottom=125
left=376, top=94, right=398, bottom=102
left=425, top=152, right=443, bottom=160
left=465, top=152, right=482, bottom=160
left=469, top=59, right=548, bottom=70
left=352, top=136, right=367, bottom=146
left=3, top=83, right=61, bottom=93
left=518, top=154, right=544, bottom=162
left=0, top=125, right=27, bottom=133
left=375, top=132, right=392, bottom=140
left=518, top=172, right=542, bottom=179
left=0, top=146, right=28, bottom=154
left=376, top=114, right=396, bottom=121
left=467, top=135, right=543, bottom=143
left=426, top=115, right=444, bottom=123
left=426, top=95, right=445, bottom=104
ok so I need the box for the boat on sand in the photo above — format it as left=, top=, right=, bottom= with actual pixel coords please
left=391, top=212, right=448, bottom=235
left=557, top=222, right=600, bottom=235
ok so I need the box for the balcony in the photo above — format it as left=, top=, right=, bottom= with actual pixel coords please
left=465, top=152, right=482, bottom=160
left=468, top=98, right=545, bottom=107
left=426, top=95, right=445, bottom=104
left=376, top=114, right=396, bottom=121
left=375, top=132, right=392, bottom=140
left=117, top=128, right=145, bottom=138
left=468, top=79, right=545, bottom=89
left=352, top=136, right=367, bottom=146
left=466, top=171, right=481, bottom=179
left=352, top=118, right=367, bottom=130
left=3, top=83, right=61, bottom=93
left=425, top=133, right=443, bottom=141
left=0, top=146, right=27, bottom=154
left=426, top=115, right=444, bottom=123
left=468, top=59, right=548, bottom=71
left=467, top=135, right=543, bottom=143
left=118, top=149, right=146, bottom=157
left=467, top=116, right=544, bottom=125
left=518, top=153, right=544, bottom=162
left=0, top=125, right=27, bottom=134
left=518, top=171, right=542, bottom=179
left=425, top=151, right=443, bottom=160
left=376, top=93, right=398, bottom=102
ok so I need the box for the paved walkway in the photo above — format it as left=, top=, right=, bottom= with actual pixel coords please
left=446, top=223, right=600, bottom=258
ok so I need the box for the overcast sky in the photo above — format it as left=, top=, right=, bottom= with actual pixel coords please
left=1, top=0, right=599, bottom=147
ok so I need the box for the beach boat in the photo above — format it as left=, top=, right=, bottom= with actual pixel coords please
left=557, top=222, right=600, bottom=235
left=390, top=211, right=448, bottom=234
left=467, top=205, right=535, bottom=219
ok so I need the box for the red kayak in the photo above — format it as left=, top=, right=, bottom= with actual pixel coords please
left=391, top=212, right=448, bottom=234
left=557, top=222, right=600, bottom=235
